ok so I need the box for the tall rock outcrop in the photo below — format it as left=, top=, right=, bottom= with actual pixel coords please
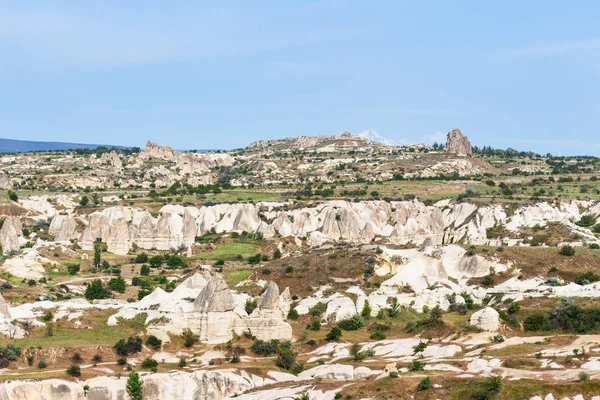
left=237, top=281, right=293, bottom=341
left=48, top=214, right=78, bottom=241
left=0, top=216, right=22, bottom=254
left=192, top=274, right=236, bottom=343
left=446, top=129, right=472, bottom=156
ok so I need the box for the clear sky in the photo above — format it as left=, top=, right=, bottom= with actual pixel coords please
left=1, top=1, right=600, bottom=155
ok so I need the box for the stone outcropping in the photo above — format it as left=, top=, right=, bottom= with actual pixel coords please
left=469, top=307, right=500, bottom=332
left=446, top=128, right=472, bottom=156
left=237, top=281, right=293, bottom=341
left=73, top=198, right=600, bottom=255
left=49, top=214, right=78, bottom=241
left=193, top=274, right=237, bottom=344
left=0, top=216, right=22, bottom=254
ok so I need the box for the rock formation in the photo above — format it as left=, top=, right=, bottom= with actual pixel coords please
left=73, top=198, right=600, bottom=255
left=48, top=214, right=78, bottom=241
left=237, top=281, right=293, bottom=341
left=0, top=216, right=22, bottom=254
left=0, top=173, right=11, bottom=190
left=446, top=128, right=472, bottom=156
left=469, top=307, right=500, bottom=332
left=193, top=274, right=236, bottom=343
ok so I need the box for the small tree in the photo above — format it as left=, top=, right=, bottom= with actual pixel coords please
left=361, top=300, right=372, bottom=319
left=67, top=264, right=80, bottom=275
left=93, top=239, right=102, bottom=268
left=126, top=370, right=144, bottom=400
left=85, top=279, right=111, bottom=300
left=79, top=196, right=89, bottom=207
left=149, top=255, right=163, bottom=268
left=108, top=277, right=126, bottom=293
left=325, top=327, right=342, bottom=341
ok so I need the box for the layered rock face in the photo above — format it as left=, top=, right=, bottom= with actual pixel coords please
left=236, top=281, right=293, bottom=341
left=446, top=128, right=472, bottom=156
left=0, top=216, right=23, bottom=253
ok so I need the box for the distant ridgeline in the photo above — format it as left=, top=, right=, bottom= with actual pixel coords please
left=0, top=137, right=219, bottom=155
left=0, top=137, right=129, bottom=154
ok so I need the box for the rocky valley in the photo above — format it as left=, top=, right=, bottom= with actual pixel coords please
left=2, top=131, right=600, bottom=400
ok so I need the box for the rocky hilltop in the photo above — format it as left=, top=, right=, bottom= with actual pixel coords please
left=446, top=128, right=472, bottom=156
left=247, top=131, right=394, bottom=153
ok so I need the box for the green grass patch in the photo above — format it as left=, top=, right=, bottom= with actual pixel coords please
left=225, top=269, right=253, bottom=286
left=196, top=242, right=259, bottom=261
left=10, top=311, right=135, bottom=348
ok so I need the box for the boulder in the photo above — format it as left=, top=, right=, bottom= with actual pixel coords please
left=469, top=307, right=500, bottom=332
left=446, top=128, right=472, bottom=156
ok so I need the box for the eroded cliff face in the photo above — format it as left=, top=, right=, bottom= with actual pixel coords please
left=70, top=198, right=598, bottom=255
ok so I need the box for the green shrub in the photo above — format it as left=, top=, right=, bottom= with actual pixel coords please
left=114, top=336, right=143, bottom=356
left=417, top=377, right=432, bottom=391
left=251, top=339, right=280, bottom=356
left=523, top=313, right=552, bottom=332
left=325, top=327, right=342, bottom=341
left=145, top=335, right=162, bottom=350
left=308, top=320, right=321, bottom=331
left=275, top=348, right=297, bottom=370
left=245, top=299, right=258, bottom=315
left=408, top=360, right=426, bottom=371
left=338, top=315, right=364, bottom=331
left=559, top=245, right=575, bottom=256
left=141, top=358, right=158, bottom=369
left=108, top=277, right=126, bottom=293
left=85, top=279, right=111, bottom=300
left=66, top=365, right=81, bottom=377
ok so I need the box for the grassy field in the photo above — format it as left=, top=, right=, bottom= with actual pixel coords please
left=11, top=311, right=136, bottom=348
left=195, top=241, right=259, bottom=261
left=225, top=269, right=253, bottom=286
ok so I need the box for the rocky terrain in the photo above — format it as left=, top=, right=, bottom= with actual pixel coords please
left=1, top=133, right=600, bottom=399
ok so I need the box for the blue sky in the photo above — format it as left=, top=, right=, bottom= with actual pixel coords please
left=1, top=0, right=600, bottom=155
